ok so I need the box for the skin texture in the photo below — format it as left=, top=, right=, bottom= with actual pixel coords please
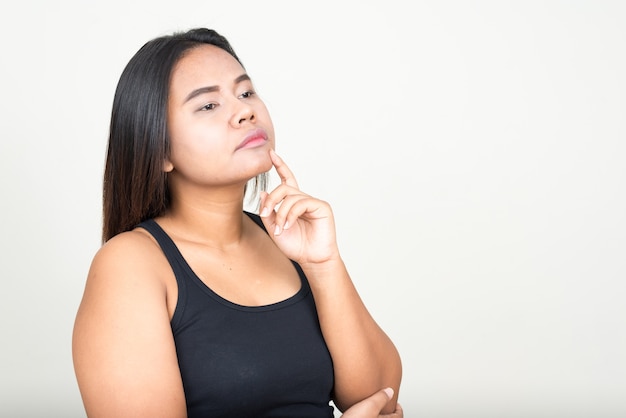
left=73, top=44, right=402, bottom=417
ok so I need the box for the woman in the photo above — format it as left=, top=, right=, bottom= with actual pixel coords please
left=72, top=27, right=402, bottom=417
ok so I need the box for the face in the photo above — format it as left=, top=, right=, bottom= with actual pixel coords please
left=165, top=44, right=275, bottom=189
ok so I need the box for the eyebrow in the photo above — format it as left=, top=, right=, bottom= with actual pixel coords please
left=183, top=73, right=251, bottom=103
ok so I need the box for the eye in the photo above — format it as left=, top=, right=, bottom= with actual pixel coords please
left=199, top=103, right=217, bottom=111
left=239, top=90, right=256, bottom=99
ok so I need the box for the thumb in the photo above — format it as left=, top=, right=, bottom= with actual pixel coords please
left=341, top=387, right=394, bottom=417
left=374, top=387, right=395, bottom=405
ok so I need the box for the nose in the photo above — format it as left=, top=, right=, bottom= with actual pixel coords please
left=231, top=101, right=256, bottom=127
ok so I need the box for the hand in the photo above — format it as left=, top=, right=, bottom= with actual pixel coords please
left=259, top=150, right=339, bottom=264
left=341, top=388, right=403, bottom=418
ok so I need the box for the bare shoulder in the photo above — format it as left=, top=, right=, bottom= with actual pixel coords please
left=77, top=227, right=173, bottom=320
left=90, top=228, right=164, bottom=281
left=76, top=227, right=171, bottom=330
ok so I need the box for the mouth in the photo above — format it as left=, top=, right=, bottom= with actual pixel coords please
left=236, top=128, right=268, bottom=151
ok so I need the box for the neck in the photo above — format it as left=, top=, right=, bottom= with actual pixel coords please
left=159, top=183, right=255, bottom=248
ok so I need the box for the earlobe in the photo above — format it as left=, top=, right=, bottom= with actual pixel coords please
left=163, top=159, right=174, bottom=173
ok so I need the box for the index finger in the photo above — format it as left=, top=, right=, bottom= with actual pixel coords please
left=270, top=150, right=299, bottom=189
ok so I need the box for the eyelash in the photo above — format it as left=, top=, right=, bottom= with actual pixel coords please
left=239, top=90, right=255, bottom=99
left=200, top=103, right=217, bottom=111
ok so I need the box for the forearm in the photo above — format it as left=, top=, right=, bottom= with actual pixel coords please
left=300, top=257, right=402, bottom=413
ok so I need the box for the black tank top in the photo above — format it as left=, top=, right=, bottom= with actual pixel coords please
left=138, top=213, right=335, bottom=417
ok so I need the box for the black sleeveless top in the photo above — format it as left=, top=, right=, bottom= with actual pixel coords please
left=138, top=213, right=335, bottom=418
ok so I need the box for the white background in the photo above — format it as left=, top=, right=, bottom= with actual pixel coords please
left=1, top=1, right=625, bottom=417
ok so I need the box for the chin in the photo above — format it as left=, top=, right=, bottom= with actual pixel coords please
left=244, top=160, right=272, bottom=180
left=257, top=152, right=273, bottom=172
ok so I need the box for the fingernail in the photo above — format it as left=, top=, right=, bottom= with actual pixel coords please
left=383, top=387, right=394, bottom=399
left=260, top=207, right=269, bottom=217
left=283, top=221, right=289, bottom=230
left=274, top=225, right=281, bottom=235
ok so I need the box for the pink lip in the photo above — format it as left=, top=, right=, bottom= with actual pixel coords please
left=236, top=128, right=268, bottom=150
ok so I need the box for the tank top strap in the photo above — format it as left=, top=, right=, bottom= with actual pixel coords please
left=244, top=210, right=266, bottom=230
left=136, top=218, right=190, bottom=326
left=137, top=218, right=187, bottom=268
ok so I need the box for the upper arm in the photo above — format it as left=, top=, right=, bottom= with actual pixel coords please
left=72, top=232, right=186, bottom=418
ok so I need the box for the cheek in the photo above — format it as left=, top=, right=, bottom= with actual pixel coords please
left=169, top=115, right=222, bottom=151
left=168, top=127, right=224, bottom=171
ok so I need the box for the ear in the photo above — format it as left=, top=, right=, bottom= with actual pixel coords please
left=163, top=158, right=174, bottom=173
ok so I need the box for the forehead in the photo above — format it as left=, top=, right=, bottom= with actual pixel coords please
left=170, top=44, right=245, bottom=91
